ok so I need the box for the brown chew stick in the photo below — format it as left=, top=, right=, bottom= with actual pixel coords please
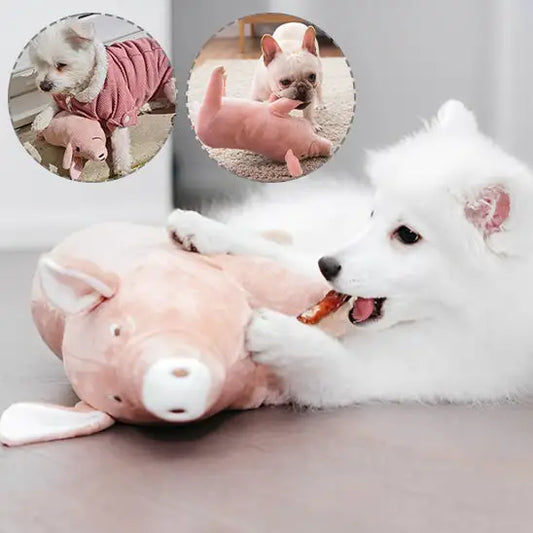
left=297, top=290, right=351, bottom=325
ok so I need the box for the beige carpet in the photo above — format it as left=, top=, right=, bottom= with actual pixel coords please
left=187, top=58, right=356, bottom=182
left=17, top=109, right=174, bottom=182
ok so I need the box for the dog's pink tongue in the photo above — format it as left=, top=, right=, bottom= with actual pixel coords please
left=352, top=298, right=374, bottom=322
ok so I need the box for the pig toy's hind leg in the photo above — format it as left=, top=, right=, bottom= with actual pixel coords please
left=285, top=149, right=303, bottom=177
left=197, top=66, right=226, bottom=127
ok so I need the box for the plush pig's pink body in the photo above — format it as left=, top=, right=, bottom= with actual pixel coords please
left=196, top=66, right=332, bottom=177
left=42, top=111, right=108, bottom=180
left=0, top=223, right=328, bottom=446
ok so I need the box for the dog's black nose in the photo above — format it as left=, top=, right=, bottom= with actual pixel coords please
left=39, top=80, right=53, bottom=92
left=296, top=86, right=307, bottom=98
left=318, top=256, right=341, bottom=281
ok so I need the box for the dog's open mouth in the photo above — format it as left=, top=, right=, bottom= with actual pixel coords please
left=296, top=102, right=311, bottom=110
left=297, top=291, right=386, bottom=326
left=348, top=297, right=386, bottom=325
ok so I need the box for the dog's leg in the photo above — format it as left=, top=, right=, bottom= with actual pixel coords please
left=31, top=102, right=59, bottom=132
left=139, top=101, right=167, bottom=113
left=303, top=102, right=321, bottom=132
left=163, top=77, right=176, bottom=105
left=246, top=308, right=360, bottom=407
left=247, top=308, right=458, bottom=406
left=315, top=84, right=326, bottom=110
left=167, top=209, right=319, bottom=278
left=110, top=127, right=132, bottom=176
left=250, top=73, right=269, bottom=102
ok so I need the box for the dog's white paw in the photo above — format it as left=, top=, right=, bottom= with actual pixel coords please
left=247, top=308, right=301, bottom=368
left=112, top=150, right=131, bottom=176
left=31, top=113, right=51, bottom=133
left=316, top=102, right=327, bottom=111
left=138, top=102, right=152, bottom=114
left=113, top=161, right=131, bottom=176
left=167, top=209, right=234, bottom=254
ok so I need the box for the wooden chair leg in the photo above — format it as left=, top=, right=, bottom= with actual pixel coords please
left=238, top=20, right=245, bottom=54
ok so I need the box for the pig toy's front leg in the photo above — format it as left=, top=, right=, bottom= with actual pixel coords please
left=285, top=149, right=303, bottom=177
left=197, top=65, right=226, bottom=127
left=32, top=101, right=59, bottom=133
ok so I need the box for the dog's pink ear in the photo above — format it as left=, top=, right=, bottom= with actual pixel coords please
left=261, top=35, right=282, bottom=66
left=464, top=185, right=511, bottom=236
left=63, top=20, right=95, bottom=48
left=301, top=26, right=318, bottom=56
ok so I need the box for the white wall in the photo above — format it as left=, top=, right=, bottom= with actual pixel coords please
left=269, top=0, right=533, bottom=171
left=0, top=0, right=172, bottom=249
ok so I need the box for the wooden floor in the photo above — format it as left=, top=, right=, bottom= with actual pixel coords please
left=2, top=252, right=533, bottom=532
left=195, top=36, right=343, bottom=65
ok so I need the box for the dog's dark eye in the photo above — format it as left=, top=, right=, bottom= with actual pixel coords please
left=393, top=225, right=421, bottom=245
left=280, top=78, right=292, bottom=87
left=56, top=62, right=67, bottom=71
left=308, top=73, right=316, bottom=82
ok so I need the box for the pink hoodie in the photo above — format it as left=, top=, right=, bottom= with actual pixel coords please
left=53, top=38, right=173, bottom=133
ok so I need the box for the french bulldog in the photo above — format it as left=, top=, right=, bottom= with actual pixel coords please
left=251, top=22, right=324, bottom=131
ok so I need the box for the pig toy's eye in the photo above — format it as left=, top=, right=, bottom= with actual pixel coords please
left=110, top=324, right=121, bottom=337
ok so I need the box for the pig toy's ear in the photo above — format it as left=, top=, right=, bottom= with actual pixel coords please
left=0, top=402, right=115, bottom=446
left=38, top=255, right=119, bottom=314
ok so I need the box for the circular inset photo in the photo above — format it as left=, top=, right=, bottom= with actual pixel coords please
left=8, top=13, right=176, bottom=182
left=188, top=13, right=355, bottom=183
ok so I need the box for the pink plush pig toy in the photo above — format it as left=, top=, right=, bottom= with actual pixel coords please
left=41, top=111, right=108, bottom=180
left=0, top=223, right=328, bottom=446
left=195, top=66, right=332, bottom=178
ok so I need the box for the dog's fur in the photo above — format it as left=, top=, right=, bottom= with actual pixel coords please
left=168, top=101, right=533, bottom=407
left=29, top=19, right=174, bottom=176
left=251, top=22, right=324, bottom=131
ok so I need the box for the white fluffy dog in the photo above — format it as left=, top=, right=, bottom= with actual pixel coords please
left=168, top=101, right=533, bottom=407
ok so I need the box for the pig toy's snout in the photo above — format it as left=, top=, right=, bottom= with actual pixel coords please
left=142, top=356, right=222, bottom=422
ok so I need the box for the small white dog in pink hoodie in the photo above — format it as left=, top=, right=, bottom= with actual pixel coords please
left=30, top=18, right=175, bottom=176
